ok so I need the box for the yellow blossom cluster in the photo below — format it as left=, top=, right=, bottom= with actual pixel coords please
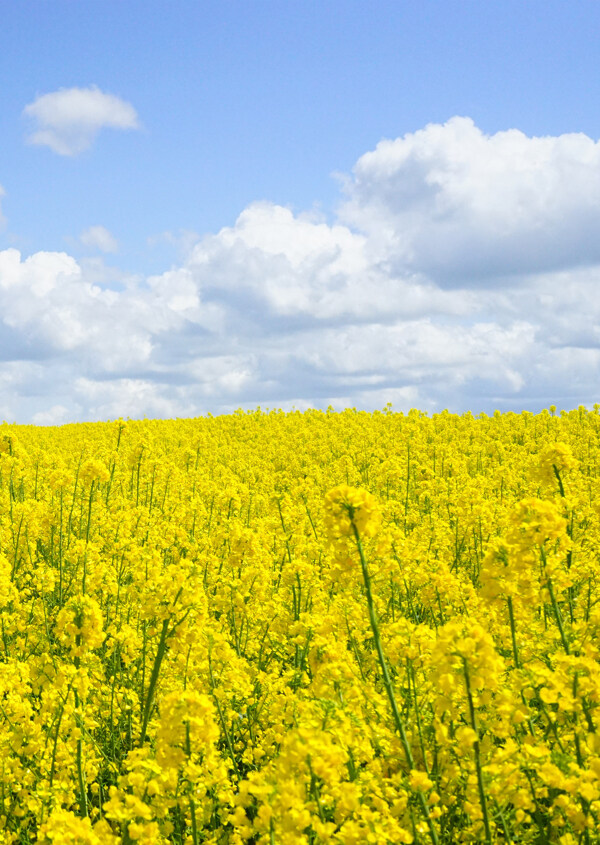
left=0, top=407, right=599, bottom=842
left=55, top=595, right=105, bottom=658
left=323, top=484, right=381, bottom=540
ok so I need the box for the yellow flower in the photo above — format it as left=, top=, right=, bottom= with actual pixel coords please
left=37, top=808, right=102, bottom=844
left=55, top=594, right=105, bottom=657
left=409, top=770, right=433, bottom=792
left=507, top=497, right=568, bottom=549
left=323, top=485, right=381, bottom=540
left=533, top=442, right=578, bottom=489
left=79, top=458, right=110, bottom=485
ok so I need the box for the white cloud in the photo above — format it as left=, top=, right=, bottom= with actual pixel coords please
left=338, top=116, right=600, bottom=286
left=3, top=116, right=600, bottom=421
left=188, top=201, right=468, bottom=322
left=31, top=405, right=71, bottom=426
left=80, top=225, right=118, bottom=253
left=73, top=377, right=192, bottom=421
left=23, top=86, right=140, bottom=155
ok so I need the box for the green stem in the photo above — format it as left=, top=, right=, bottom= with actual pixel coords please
left=74, top=646, right=88, bottom=817
left=546, top=575, right=570, bottom=655
left=351, top=522, right=439, bottom=845
left=139, top=618, right=170, bottom=745
left=493, top=798, right=513, bottom=843
left=553, top=464, right=575, bottom=622
left=552, top=464, right=565, bottom=499
left=408, top=658, right=430, bottom=775
left=507, top=596, right=520, bottom=669
left=58, top=491, right=64, bottom=605
left=207, top=654, right=240, bottom=778
left=82, top=481, right=95, bottom=594
left=185, top=723, right=199, bottom=845
left=75, top=699, right=88, bottom=817
left=462, top=658, right=492, bottom=844
left=507, top=597, right=537, bottom=738
left=48, top=686, right=72, bottom=789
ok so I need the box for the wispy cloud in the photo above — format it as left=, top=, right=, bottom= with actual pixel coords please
left=23, top=86, right=140, bottom=156
left=80, top=225, right=118, bottom=254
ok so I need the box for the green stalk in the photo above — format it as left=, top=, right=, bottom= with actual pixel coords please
left=462, top=658, right=491, bottom=844
left=74, top=640, right=88, bottom=817
left=493, top=799, right=513, bottom=843
left=58, top=490, right=64, bottom=605
left=139, top=618, right=170, bottom=745
left=507, top=596, right=537, bottom=739
left=48, top=685, right=72, bottom=789
left=82, top=481, right=95, bottom=595
left=185, top=723, right=199, bottom=845
left=408, top=658, right=430, bottom=775
left=553, top=464, right=575, bottom=621
left=207, top=653, right=240, bottom=778
left=351, top=522, right=439, bottom=845
left=139, top=588, right=185, bottom=746
left=545, top=573, right=570, bottom=655
left=75, top=695, right=88, bottom=817
left=506, top=596, right=520, bottom=669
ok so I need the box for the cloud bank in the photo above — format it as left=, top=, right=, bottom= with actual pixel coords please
left=23, top=86, right=140, bottom=155
left=3, top=116, right=600, bottom=423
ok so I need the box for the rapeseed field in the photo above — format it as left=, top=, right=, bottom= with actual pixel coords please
left=0, top=406, right=599, bottom=844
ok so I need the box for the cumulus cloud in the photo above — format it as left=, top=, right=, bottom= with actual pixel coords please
left=80, top=225, right=118, bottom=253
left=23, top=86, right=140, bottom=155
left=187, top=202, right=467, bottom=323
left=338, top=116, right=600, bottom=286
left=0, top=248, right=186, bottom=370
left=3, top=116, right=600, bottom=422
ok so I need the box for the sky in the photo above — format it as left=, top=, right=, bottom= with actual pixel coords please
left=2, top=0, right=600, bottom=424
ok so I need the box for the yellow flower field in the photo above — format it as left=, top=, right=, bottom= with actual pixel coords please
left=0, top=406, right=599, bottom=844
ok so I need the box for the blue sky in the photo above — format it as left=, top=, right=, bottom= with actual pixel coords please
left=2, top=1, right=600, bottom=422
